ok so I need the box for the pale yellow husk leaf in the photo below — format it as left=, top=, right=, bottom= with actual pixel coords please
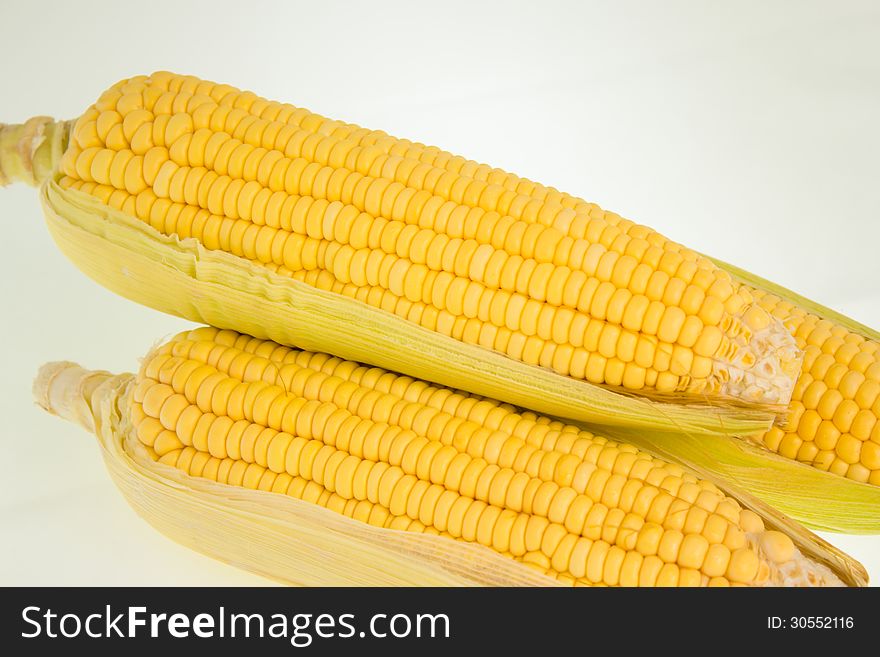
left=33, top=361, right=560, bottom=587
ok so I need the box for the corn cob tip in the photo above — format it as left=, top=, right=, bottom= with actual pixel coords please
left=0, top=116, right=71, bottom=187
left=715, top=310, right=801, bottom=406
left=33, top=361, right=116, bottom=433
left=749, top=529, right=843, bottom=586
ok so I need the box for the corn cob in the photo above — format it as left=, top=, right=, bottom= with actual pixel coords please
left=3, top=73, right=879, bottom=531
left=1, top=74, right=801, bottom=423
left=34, top=327, right=864, bottom=587
left=753, top=290, right=879, bottom=483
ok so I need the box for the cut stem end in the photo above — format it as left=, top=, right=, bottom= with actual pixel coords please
left=33, top=361, right=115, bottom=433
left=0, top=117, right=72, bottom=187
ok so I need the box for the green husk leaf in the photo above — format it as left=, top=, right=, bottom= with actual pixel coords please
left=599, top=423, right=880, bottom=535
left=40, top=179, right=777, bottom=438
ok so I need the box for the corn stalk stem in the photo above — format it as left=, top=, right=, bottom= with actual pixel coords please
left=33, top=361, right=118, bottom=434
left=0, top=117, right=72, bottom=187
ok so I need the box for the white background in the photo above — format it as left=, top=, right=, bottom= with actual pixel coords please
left=0, top=0, right=877, bottom=585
